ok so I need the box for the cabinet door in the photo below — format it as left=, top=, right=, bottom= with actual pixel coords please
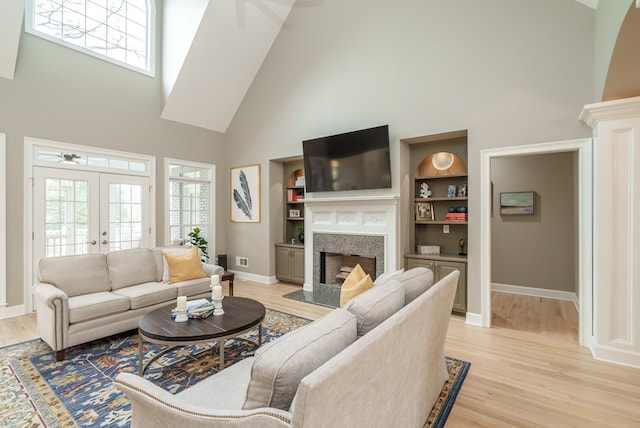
left=291, top=247, right=305, bottom=283
left=275, top=246, right=292, bottom=281
left=405, top=257, right=436, bottom=273
left=436, top=262, right=466, bottom=313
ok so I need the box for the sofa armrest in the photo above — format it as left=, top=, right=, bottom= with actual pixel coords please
left=114, top=373, right=292, bottom=428
left=33, top=282, right=69, bottom=353
left=202, top=263, right=225, bottom=277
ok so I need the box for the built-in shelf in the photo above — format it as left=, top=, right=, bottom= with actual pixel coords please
left=402, top=130, right=468, bottom=313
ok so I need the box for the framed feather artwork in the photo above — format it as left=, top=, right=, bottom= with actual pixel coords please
left=231, top=164, right=261, bottom=222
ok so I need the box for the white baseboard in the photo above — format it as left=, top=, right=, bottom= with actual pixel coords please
left=465, top=312, right=483, bottom=327
left=0, top=304, right=27, bottom=319
left=229, top=270, right=277, bottom=284
left=492, top=282, right=579, bottom=312
left=591, top=344, right=640, bottom=369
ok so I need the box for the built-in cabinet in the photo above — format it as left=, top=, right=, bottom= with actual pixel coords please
left=275, top=244, right=305, bottom=283
left=405, top=255, right=467, bottom=313
left=402, top=130, right=468, bottom=313
left=275, top=162, right=305, bottom=284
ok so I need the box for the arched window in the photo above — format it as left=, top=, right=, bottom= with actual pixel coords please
left=26, top=0, right=155, bottom=76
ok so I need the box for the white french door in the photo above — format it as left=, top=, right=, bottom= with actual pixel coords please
left=33, top=167, right=150, bottom=264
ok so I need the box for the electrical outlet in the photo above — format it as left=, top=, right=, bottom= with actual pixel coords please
left=443, top=225, right=450, bottom=234
left=236, top=256, right=249, bottom=268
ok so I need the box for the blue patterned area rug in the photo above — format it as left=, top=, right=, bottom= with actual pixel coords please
left=0, top=308, right=469, bottom=427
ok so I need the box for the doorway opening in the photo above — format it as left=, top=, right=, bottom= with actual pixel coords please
left=479, top=138, right=593, bottom=349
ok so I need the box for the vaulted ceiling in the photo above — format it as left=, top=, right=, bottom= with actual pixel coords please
left=1, top=0, right=638, bottom=133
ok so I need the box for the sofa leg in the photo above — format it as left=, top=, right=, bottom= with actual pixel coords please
left=56, top=349, right=65, bottom=361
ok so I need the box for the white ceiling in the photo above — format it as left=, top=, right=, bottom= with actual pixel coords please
left=0, top=0, right=602, bottom=133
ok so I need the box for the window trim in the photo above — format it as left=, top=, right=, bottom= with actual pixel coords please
left=164, top=158, right=216, bottom=258
left=24, top=0, right=156, bottom=77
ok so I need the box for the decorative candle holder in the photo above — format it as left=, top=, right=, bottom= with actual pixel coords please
left=174, top=307, right=188, bottom=322
left=212, top=296, right=225, bottom=316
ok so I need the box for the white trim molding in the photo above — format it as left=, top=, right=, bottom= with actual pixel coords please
left=492, top=283, right=579, bottom=311
left=480, top=138, right=593, bottom=354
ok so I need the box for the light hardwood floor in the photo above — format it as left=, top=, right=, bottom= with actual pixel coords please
left=2, top=279, right=639, bottom=427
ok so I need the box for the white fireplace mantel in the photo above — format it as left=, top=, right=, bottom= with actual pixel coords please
left=302, top=196, right=400, bottom=291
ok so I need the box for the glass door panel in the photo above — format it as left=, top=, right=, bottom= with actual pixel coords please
left=100, top=174, right=150, bottom=251
left=33, top=168, right=100, bottom=261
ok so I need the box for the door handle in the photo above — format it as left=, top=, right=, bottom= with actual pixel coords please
left=86, top=240, right=97, bottom=245
left=102, top=240, right=108, bottom=245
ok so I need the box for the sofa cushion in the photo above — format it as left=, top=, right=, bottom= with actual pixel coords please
left=392, top=267, right=435, bottom=305
left=243, top=309, right=357, bottom=411
left=163, top=246, right=206, bottom=284
left=106, top=248, right=158, bottom=290
left=339, top=264, right=373, bottom=308
left=373, top=268, right=404, bottom=286
left=344, top=280, right=405, bottom=336
left=172, top=276, right=212, bottom=296
left=178, top=357, right=255, bottom=410
left=68, top=292, right=130, bottom=323
left=150, top=247, right=165, bottom=281
left=38, top=253, right=110, bottom=297
left=112, top=282, right=178, bottom=310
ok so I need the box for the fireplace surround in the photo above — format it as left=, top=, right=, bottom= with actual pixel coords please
left=303, top=196, right=399, bottom=292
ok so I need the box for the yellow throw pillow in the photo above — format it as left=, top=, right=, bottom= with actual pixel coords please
left=164, top=246, right=206, bottom=284
left=340, top=264, right=374, bottom=307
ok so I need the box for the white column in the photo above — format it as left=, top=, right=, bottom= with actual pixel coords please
left=580, top=96, right=640, bottom=368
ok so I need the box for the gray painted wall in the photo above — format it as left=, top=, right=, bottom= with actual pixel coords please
left=491, top=153, right=577, bottom=294
left=225, top=0, right=595, bottom=314
left=0, top=2, right=225, bottom=306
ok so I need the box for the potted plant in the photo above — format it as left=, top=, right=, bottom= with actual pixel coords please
left=188, top=227, right=209, bottom=263
left=297, top=226, right=304, bottom=244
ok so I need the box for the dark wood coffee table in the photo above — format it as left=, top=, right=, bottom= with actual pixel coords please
left=137, top=296, right=265, bottom=375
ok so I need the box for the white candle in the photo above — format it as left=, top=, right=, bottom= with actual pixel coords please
left=177, top=295, right=187, bottom=309
left=212, top=285, right=223, bottom=298
left=211, top=274, right=220, bottom=286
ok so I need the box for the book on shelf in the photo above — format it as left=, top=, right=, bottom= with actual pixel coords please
left=287, top=189, right=303, bottom=202
left=445, top=213, right=468, bottom=221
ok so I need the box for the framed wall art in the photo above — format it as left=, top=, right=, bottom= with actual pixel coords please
left=231, top=164, right=260, bottom=222
left=500, top=191, right=534, bottom=215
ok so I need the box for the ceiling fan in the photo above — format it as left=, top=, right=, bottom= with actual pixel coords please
left=39, top=152, right=81, bottom=164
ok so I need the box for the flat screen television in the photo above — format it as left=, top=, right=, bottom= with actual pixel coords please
left=302, top=125, right=391, bottom=192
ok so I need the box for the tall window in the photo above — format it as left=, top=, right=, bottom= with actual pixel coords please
left=166, top=160, right=215, bottom=258
left=25, top=0, right=155, bottom=75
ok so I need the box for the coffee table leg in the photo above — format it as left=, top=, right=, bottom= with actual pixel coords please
left=258, top=324, right=262, bottom=346
left=219, top=339, right=224, bottom=370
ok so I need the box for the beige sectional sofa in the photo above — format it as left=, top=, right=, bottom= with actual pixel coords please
left=33, top=247, right=224, bottom=361
left=115, top=267, right=459, bottom=428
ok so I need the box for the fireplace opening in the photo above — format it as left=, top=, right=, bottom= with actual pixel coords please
left=320, top=252, right=376, bottom=286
